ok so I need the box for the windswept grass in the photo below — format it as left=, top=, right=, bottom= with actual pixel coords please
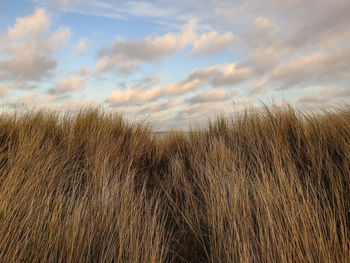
left=0, top=105, right=349, bottom=262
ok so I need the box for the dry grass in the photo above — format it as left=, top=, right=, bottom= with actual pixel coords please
left=0, top=105, right=349, bottom=262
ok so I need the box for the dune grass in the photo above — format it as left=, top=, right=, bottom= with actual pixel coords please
left=0, top=105, right=349, bottom=262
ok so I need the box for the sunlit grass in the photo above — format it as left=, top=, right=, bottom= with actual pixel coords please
left=0, top=105, right=349, bottom=262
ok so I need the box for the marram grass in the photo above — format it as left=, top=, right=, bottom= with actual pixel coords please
left=0, top=105, right=349, bottom=262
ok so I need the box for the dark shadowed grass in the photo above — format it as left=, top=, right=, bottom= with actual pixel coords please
left=0, top=105, right=349, bottom=262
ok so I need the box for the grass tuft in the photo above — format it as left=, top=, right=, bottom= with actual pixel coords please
left=0, top=105, right=349, bottom=262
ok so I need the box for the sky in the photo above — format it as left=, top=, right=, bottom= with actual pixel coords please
left=0, top=0, right=349, bottom=130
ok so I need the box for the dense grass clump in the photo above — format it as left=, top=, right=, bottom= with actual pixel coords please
left=0, top=105, right=349, bottom=262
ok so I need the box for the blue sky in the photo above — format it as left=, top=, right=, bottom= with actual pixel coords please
left=0, top=0, right=349, bottom=130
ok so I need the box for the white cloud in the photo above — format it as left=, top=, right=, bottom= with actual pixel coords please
left=107, top=87, right=162, bottom=104
left=272, top=46, right=350, bottom=88
left=188, top=63, right=252, bottom=87
left=141, top=75, right=163, bottom=84
left=0, top=55, right=56, bottom=81
left=190, top=31, right=235, bottom=55
left=80, top=65, right=90, bottom=75
left=305, top=85, right=350, bottom=99
left=235, top=17, right=287, bottom=76
left=188, top=89, right=229, bottom=103
left=242, top=17, right=280, bottom=50
left=297, top=95, right=334, bottom=110
left=244, top=46, right=286, bottom=75
left=96, top=19, right=198, bottom=73
left=7, top=8, right=50, bottom=39
left=0, top=82, right=36, bottom=91
left=75, top=38, right=88, bottom=54
left=45, top=27, right=71, bottom=51
left=12, top=0, right=349, bottom=131
left=132, top=75, right=164, bottom=89
left=7, top=91, right=59, bottom=109
left=137, top=98, right=184, bottom=114
left=282, top=0, right=350, bottom=50
left=107, top=79, right=201, bottom=104
left=59, top=99, right=96, bottom=112
left=249, top=79, right=267, bottom=95
left=49, top=76, right=85, bottom=94
left=106, top=62, right=250, bottom=105
left=168, top=100, right=238, bottom=128
left=0, top=8, right=70, bottom=81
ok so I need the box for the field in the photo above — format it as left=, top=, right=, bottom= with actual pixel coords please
left=0, top=105, right=349, bottom=262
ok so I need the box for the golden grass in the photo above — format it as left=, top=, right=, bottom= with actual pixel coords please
left=0, top=105, right=349, bottom=262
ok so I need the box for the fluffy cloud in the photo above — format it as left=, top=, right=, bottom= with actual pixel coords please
left=188, top=63, right=252, bottom=87
left=219, top=0, right=350, bottom=51
left=332, top=86, right=350, bottom=98
left=249, top=79, right=267, bottom=95
left=282, top=0, right=350, bottom=50
left=307, top=85, right=350, bottom=99
left=137, top=98, right=183, bottom=114
left=3, top=0, right=350, bottom=130
left=139, top=75, right=163, bottom=86
left=107, top=62, right=251, bottom=105
left=238, top=17, right=287, bottom=75
left=296, top=95, right=334, bottom=110
left=243, top=46, right=286, bottom=75
left=80, top=65, right=90, bottom=75
left=58, top=99, right=96, bottom=112
left=242, top=17, right=280, bottom=50
left=96, top=19, right=198, bottom=73
left=188, top=89, right=229, bottom=104
left=0, top=82, right=36, bottom=91
left=298, top=95, right=330, bottom=105
left=7, top=91, right=59, bottom=109
left=107, top=79, right=201, bottom=104
left=0, top=8, right=70, bottom=82
left=0, top=56, right=57, bottom=81
left=237, top=1, right=350, bottom=77
left=168, top=100, right=238, bottom=128
left=272, top=46, right=350, bottom=88
left=7, top=91, right=95, bottom=112
left=75, top=38, right=88, bottom=54
left=291, top=84, right=350, bottom=111
left=190, top=31, right=235, bottom=55
left=48, top=76, right=85, bottom=94
left=7, top=8, right=50, bottom=38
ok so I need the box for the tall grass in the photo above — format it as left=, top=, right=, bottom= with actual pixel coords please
left=0, top=105, right=349, bottom=262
